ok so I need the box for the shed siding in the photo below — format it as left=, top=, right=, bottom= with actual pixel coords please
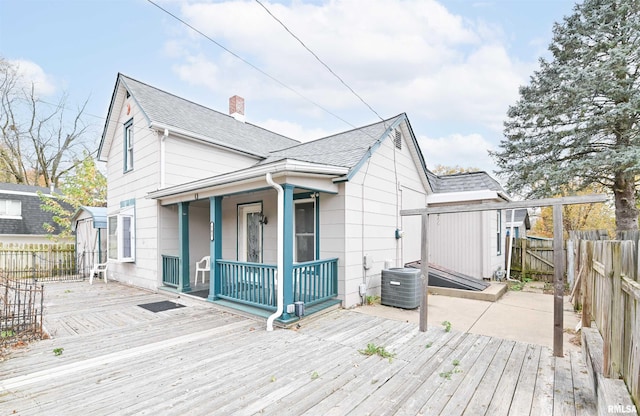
left=342, top=127, right=427, bottom=307
left=428, top=209, right=505, bottom=279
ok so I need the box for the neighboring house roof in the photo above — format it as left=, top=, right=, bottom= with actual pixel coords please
left=428, top=171, right=505, bottom=194
left=506, top=208, right=531, bottom=229
left=71, top=206, right=107, bottom=230
left=425, top=171, right=510, bottom=204
left=0, top=183, right=65, bottom=235
left=99, top=74, right=300, bottom=161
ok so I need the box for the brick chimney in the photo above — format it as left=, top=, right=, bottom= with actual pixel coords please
left=229, top=95, right=245, bottom=122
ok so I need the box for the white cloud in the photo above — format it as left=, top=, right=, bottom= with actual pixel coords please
left=257, top=118, right=330, bottom=142
left=418, top=132, right=497, bottom=173
left=9, top=59, right=56, bottom=97
left=165, top=0, right=531, bottom=130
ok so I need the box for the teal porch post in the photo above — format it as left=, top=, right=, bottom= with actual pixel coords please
left=208, top=196, right=223, bottom=301
left=178, top=201, right=191, bottom=292
left=281, top=184, right=294, bottom=320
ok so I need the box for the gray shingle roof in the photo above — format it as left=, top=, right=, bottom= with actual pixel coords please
left=428, top=171, right=506, bottom=194
left=120, top=75, right=300, bottom=157
left=0, top=183, right=66, bottom=236
left=506, top=208, right=531, bottom=228
left=259, top=114, right=404, bottom=173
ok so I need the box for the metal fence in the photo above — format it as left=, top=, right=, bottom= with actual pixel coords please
left=0, top=276, right=44, bottom=348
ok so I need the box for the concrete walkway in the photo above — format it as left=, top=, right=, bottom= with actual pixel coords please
left=354, top=284, right=582, bottom=354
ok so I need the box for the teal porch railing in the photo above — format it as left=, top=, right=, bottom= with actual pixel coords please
left=162, top=255, right=180, bottom=287
left=215, top=258, right=339, bottom=311
left=293, top=258, right=338, bottom=307
left=217, top=260, right=277, bottom=309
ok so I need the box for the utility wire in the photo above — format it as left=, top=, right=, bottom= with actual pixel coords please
left=145, top=0, right=357, bottom=131
left=254, top=0, right=385, bottom=124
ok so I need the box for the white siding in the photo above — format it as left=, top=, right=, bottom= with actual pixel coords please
left=163, top=138, right=258, bottom=187
left=104, top=92, right=161, bottom=290
left=341, top=127, right=427, bottom=307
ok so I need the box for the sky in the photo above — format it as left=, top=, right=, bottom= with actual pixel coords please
left=0, top=0, right=579, bottom=179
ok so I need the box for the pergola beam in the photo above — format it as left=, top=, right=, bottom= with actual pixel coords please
left=401, top=194, right=608, bottom=357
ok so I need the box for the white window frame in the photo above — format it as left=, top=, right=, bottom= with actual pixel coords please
left=0, top=200, right=22, bottom=219
left=108, top=206, right=135, bottom=262
left=124, top=119, right=134, bottom=173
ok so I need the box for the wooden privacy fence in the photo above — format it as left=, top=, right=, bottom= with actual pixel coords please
left=0, top=243, right=80, bottom=282
left=576, top=239, right=640, bottom=405
left=506, top=238, right=554, bottom=281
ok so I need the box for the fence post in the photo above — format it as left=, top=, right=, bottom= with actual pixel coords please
left=567, top=239, right=574, bottom=290
left=32, top=252, right=36, bottom=280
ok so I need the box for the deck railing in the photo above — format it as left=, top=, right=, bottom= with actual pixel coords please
left=215, top=258, right=339, bottom=311
left=162, top=255, right=180, bottom=287
left=293, top=258, right=338, bottom=306
left=217, top=260, right=277, bottom=309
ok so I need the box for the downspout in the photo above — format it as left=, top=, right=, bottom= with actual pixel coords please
left=506, top=209, right=517, bottom=281
left=160, top=129, right=168, bottom=188
left=266, top=172, right=283, bottom=331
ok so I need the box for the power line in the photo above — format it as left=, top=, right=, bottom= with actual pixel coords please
left=145, top=0, right=357, bottom=131
left=254, top=0, right=385, bottom=124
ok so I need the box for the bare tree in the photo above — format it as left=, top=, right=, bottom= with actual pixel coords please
left=0, top=58, right=93, bottom=187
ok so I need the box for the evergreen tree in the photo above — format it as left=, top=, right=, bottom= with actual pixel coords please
left=491, top=0, right=640, bottom=231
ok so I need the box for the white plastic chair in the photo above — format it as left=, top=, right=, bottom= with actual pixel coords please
left=195, top=256, right=210, bottom=284
left=90, top=262, right=108, bottom=285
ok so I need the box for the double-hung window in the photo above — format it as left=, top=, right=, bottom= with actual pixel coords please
left=108, top=204, right=135, bottom=262
left=0, top=200, right=21, bottom=218
left=124, top=119, right=133, bottom=172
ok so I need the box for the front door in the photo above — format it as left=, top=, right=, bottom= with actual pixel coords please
left=239, top=203, right=262, bottom=263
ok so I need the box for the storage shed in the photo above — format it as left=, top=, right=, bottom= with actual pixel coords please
left=71, top=206, right=107, bottom=274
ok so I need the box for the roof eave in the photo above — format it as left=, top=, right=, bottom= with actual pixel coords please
left=147, top=159, right=349, bottom=200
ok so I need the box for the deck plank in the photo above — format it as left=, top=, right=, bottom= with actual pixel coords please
left=439, top=336, right=503, bottom=416
left=569, top=350, right=597, bottom=416
left=0, top=281, right=597, bottom=416
left=554, top=353, right=576, bottom=416
left=529, top=347, right=556, bottom=416
left=462, top=338, right=516, bottom=415
left=508, top=343, right=542, bottom=415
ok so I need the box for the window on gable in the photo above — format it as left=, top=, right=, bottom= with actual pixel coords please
left=108, top=206, right=135, bottom=262
left=0, top=200, right=21, bottom=218
left=124, top=119, right=134, bottom=172
left=394, top=129, right=402, bottom=150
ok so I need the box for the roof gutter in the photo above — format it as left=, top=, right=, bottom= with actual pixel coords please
left=147, top=160, right=348, bottom=200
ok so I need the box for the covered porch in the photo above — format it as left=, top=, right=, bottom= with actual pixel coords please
left=150, top=162, right=347, bottom=322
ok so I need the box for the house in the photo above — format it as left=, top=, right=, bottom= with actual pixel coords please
left=423, top=171, right=510, bottom=279
left=505, top=208, right=531, bottom=239
left=97, top=73, right=506, bottom=323
left=0, top=183, right=72, bottom=246
left=71, top=206, right=107, bottom=274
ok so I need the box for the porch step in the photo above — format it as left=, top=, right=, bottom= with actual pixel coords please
left=211, top=298, right=342, bottom=328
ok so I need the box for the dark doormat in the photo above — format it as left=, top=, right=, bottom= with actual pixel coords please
left=190, top=290, right=209, bottom=299
left=138, top=300, right=186, bottom=313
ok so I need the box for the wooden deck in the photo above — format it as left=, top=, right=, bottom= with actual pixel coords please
left=0, top=281, right=597, bottom=415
